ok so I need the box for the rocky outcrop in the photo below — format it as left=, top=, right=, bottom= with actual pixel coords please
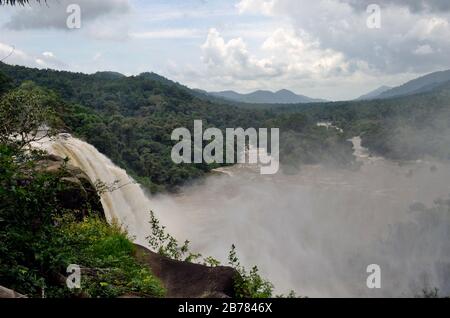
left=133, top=244, right=238, bottom=298
left=0, top=286, right=27, bottom=298
left=35, top=154, right=104, bottom=220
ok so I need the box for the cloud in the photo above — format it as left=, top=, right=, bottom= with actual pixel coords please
left=42, top=51, right=55, bottom=58
left=237, top=0, right=450, bottom=14
left=262, top=28, right=354, bottom=78
left=0, top=43, right=67, bottom=69
left=4, top=0, right=131, bottom=30
left=130, top=28, right=202, bottom=40
left=342, top=0, right=450, bottom=13
left=414, top=44, right=434, bottom=55
left=236, top=0, right=276, bottom=15
left=236, top=0, right=450, bottom=74
left=201, top=28, right=283, bottom=80
left=200, top=27, right=363, bottom=84
left=182, top=27, right=377, bottom=100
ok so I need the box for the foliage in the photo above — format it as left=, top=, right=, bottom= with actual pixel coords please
left=0, top=62, right=358, bottom=192
left=147, top=211, right=201, bottom=262
left=279, top=82, right=450, bottom=162
left=0, top=71, right=12, bottom=96
left=0, top=82, right=59, bottom=149
left=421, top=288, right=440, bottom=298
left=147, top=212, right=275, bottom=297
left=0, top=0, right=46, bottom=5
left=0, top=144, right=164, bottom=298
left=228, top=244, right=274, bottom=298
left=45, top=216, right=165, bottom=298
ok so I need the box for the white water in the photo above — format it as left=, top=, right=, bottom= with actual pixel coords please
left=35, top=134, right=153, bottom=246
left=36, top=133, right=450, bottom=297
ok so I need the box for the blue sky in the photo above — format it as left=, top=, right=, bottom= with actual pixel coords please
left=1, top=0, right=450, bottom=100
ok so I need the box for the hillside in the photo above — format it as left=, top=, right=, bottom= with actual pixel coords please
left=303, top=81, right=450, bottom=161
left=356, top=85, right=392, bottom=100
left=3, top=61, right=449, bottom=184
left=378, top=69, right=450, bottom=99
left=207, top=89, right=326, bottom=104
left=0, top=62, right=268, bottom=191
left=0, top=63, right=353, bottom=190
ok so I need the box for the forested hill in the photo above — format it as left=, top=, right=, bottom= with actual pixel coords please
left=291, top=80, right=450, bottom=161
left=3, top=62, right=448, bottom=191
left=0, top=62, right=271, bottom=192
left=0, top=62, right=356, bottom=191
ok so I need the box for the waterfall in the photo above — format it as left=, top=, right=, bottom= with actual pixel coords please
left=33, top=132, right=450, bottom=296
left=35, top=134, right=152, bottom=246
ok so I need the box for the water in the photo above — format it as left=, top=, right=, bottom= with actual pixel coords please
left=35, top=134, right=153, bottom=246
left=36, top=133, right=450, bottom=297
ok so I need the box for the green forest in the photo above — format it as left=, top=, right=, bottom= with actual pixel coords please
left=0, top=62, right=358, bottom=192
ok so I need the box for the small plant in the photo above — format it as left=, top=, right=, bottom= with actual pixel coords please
left=146, top=212, right=278, bottom=298
left=421, top=288, right=440, bottom=298
left=228, top=244, right=274, bottom=298
left=94, top=179, right=136, bottom=195
left=147, top=211, right=223, bottom=265
left=147, top=211, right=202, bottom=262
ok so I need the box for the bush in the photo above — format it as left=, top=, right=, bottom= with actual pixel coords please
left=46, top=216, right=165, bottom=298
left=0, top=145, right=164, bottom=298
left=228, top=245, right=274, bottom=298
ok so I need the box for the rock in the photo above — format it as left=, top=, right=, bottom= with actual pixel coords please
left=133, top=244, right=238, bottom=298
left=0, top=286, right=27, bottom=298
left=35, top=155, right=104, bottom=220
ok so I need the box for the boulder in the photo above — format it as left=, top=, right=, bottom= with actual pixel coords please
left=133, top=244, right=238, bottom=298
left=0, top=286, right=27, bottom=298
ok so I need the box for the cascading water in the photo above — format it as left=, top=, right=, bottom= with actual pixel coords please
left=35, top=134, right=153, bottom=246
left=35, top=133, right=450, bottom=297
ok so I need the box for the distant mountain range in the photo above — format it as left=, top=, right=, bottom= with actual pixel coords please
left=198, top=89, right=327, bottom=104
left=71, top=69, right=450, bottom=105
left=357, top=69, right=450, bottom=101
left=356, top=86, right=392, bottom=100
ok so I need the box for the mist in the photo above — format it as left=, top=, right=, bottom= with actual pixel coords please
left=37, top=131, right=450, bottom=298
left=151, top=138, right=450, bottom=297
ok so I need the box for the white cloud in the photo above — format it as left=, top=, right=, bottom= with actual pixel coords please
left=42, top=51, right=55, bottom=58
left=130, top=29, right=202, bottom=40
left=414, top=44, right=434, bottom=55
left=201, top=28, right=283, bottom=80
left=235, top=0, right=450, bottom=75
left=236, top=0, right=276, bottom=15
left=262, top=28, right=352, bottom=78
left=0, top=43, right=67, bottom=69
left=93, top=52, right=103, bottom=61
left=199, top=27, right=358, bottom=87
left=4, top=0, right=131, bottom=30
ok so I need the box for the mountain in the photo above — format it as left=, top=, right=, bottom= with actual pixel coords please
left=356, top=85, right=392, bottom=100
left=207, top=89, right=326, bottom=104
left=93, top=71, right=126, bottom=80
left=377, top=69, right=450, bottom=99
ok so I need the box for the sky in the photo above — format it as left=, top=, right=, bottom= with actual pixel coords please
left=0, top=0, right=450, bottom=100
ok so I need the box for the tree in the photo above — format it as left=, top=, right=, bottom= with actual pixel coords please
left=0, top=82, right=58, bottom=149
left=0, top=71, right=13, bottom=96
